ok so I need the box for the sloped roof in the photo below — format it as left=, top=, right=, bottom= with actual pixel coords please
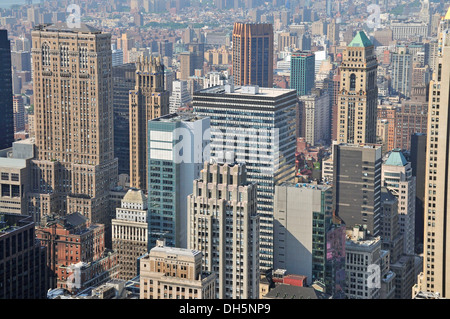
left=123, top=188, right=146, bottom=204
left=41, top=22, right=101, bottom=34
left=385, top=149, right=408, bottom=167
left=348, top=31, right=373, bottom=48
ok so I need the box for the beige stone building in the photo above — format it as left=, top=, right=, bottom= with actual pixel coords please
left=187, top=159, right=260, bottom=299
left=421, top=9, right=450, bottom=298
left=129, top=56, right=169, bottom=191
left=112, top=188, right=148, bottom=281
left=139, top=239, right=216, bottom=299
left=337, top=31, right=378, bottom=145
left=29, top=23, right=118, bottom=225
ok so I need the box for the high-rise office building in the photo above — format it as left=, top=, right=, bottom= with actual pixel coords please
left=187, top=160, right=260, bottom=299
left=421, top=10, right=450, bottom=297
left=381, top=150, right=416, bottom=255
left=169, top=80, right=191, bottom=113
left=113, top=63, right=136, bottom=175
left=290, top=50, right=315, bottom=96
left=333, top=143, right=382, bottom=236
left=232, top=22, right=274, bottom=88
left=129, top=56, right=169, bottom=191
left=391, top=46, right=413, bottom=99
left=29, top=23, right=118, bottom=227
left=0, top=30, right=14, bottom=150
left=147, top=113, right=210, bottom=249
left=112, top=188, right=148, bottom=281
left=193, top=85, right=297, bottom=270
left=0, top=213, right=48, bottom=299
left=337, top=31, right=378, bottom=144
left=273, top=183, right=346, bottom=296
left=139, top=239, right=216, bottom=299
left=298, top=87, right=331, bottom=146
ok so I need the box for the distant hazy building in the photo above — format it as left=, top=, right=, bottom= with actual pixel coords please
left=187, top=160, right=260, bottom=299
left=391, top=22, right=429, bottom=40
left=391, top=46, right=412, bottom=98
left=139, top=239, right=216, bottom=299
left=169, top=80, right=191, bottom=113
left=298, top=88, right=330, bottom=146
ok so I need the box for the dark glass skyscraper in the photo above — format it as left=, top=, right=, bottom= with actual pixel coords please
left=0, top=30, right=14, bottom=150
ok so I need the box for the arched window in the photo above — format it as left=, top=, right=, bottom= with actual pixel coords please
left=350, top=73, right=356, bottom=91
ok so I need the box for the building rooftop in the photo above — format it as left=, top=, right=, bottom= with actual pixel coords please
left=150, top=245, right=202, bottom=259
left=263, top=284, right=329, bottom=299
left=196, top=85, right=295, bottom=98
left=384, top=149, right=408, bottom=166
left=152, top=112, right=204, bottom=123
left=122, top=188, right=147, bottom=204
left=34, top=22, right=101, bottom=34
left=279, top=182, right=331, bottom=191
left=348, top=31, right=373, bottom=48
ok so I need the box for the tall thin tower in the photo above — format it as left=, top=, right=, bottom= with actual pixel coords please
left=30, top=23, right=118, bottom=226
left=421, top=8, right=450, bottom=298
left=0, top=30, right=14, bottom=150
left=337, top=31, right=378, bottom=144
left=232, top=22, right=273, bottom=88
left=129, top=56, right=169, bottom=191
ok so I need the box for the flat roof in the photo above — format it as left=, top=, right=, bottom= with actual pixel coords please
left=150, top=245, right=202, bottom=258
left=196, top=85, right=295, bottom=98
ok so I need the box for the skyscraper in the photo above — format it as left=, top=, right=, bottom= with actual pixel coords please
left=290, top=50, right=315, bottom=96
left=113, top=63, right=136, bottom=175
left=193, top=85, right=297, bottom=270
left=29, top=23, right=118, bottom=227
left=421, top=9, right=450, bottom=297
left=0, top=30, right=14, bottom=150
left=391, top=46, right=413, bottom=99
left=337, top=31, right=378, bottom=144
left=147, top=113, right=210, bottom=249
left=187, top=160, right=260, bottom=299
left=129, top=56, right=169, bottom=191
left=381, top=149, right=416, bottom=255
left=333, top=143, right=382, bottom=236
left=232, top=22, right=274, bottom=88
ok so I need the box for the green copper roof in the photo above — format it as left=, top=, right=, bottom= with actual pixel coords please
left=385, top=149, right=408, bottom=167
left=348, top=31, right=373, bottom=47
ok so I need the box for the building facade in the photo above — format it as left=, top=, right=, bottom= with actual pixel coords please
left=290, top=50, right=315, bottom=96
left=148, top=113, right=210, bottom=249
left=337, top=31, right=378, bottom=145
left=232, top=23, right=274, bottom=88
left=129, top=56, right=169, bottom=191
left=29, top=23, right=118, bottom=226
left=112, top=188, right=148, bottom=281
left=193, top=85, right=297, bottom=270
left=139, top=239, right=216, bottom=299
left=0, top=30, right=14, bottom=150
left=0, top=213, right=48, bottom=299
left=187, top=160, right=260, bottom=299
